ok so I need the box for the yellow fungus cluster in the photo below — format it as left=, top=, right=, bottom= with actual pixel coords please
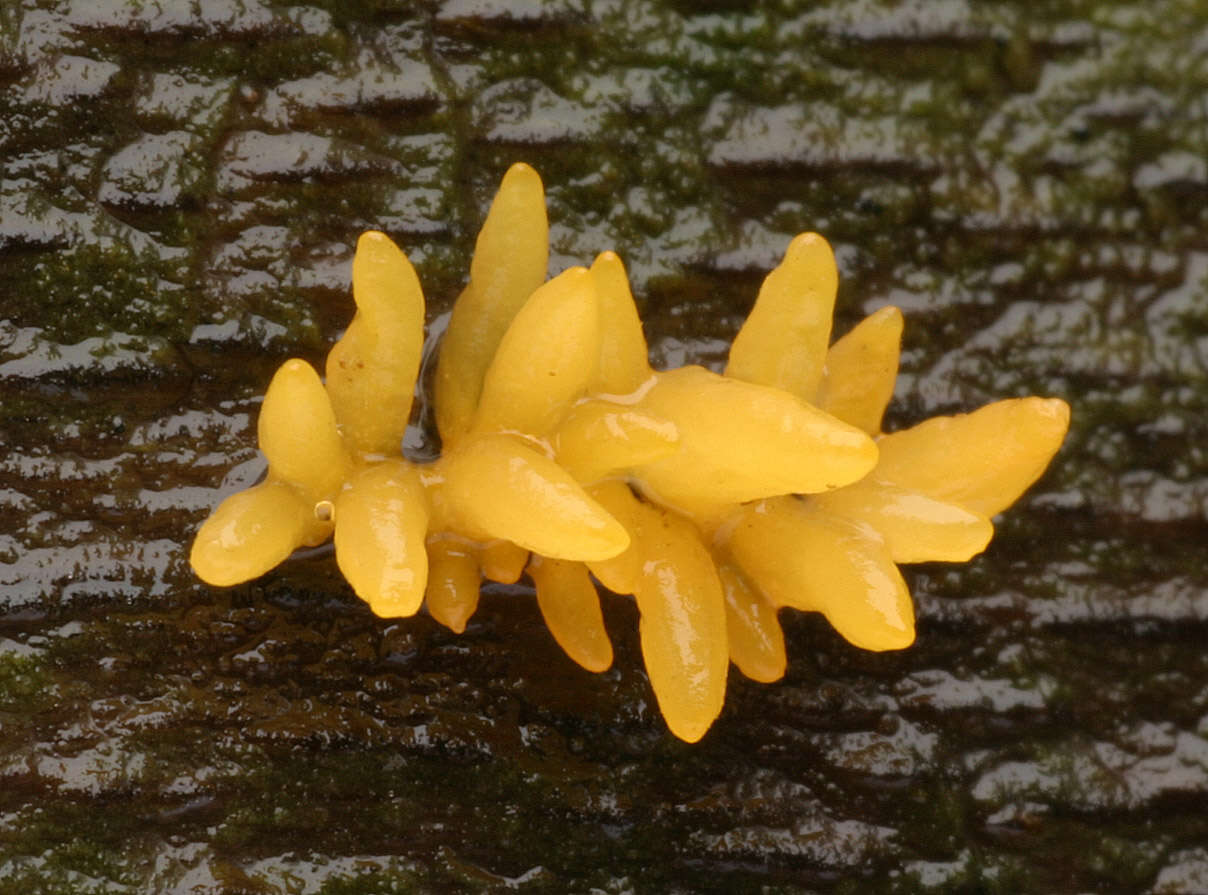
left=191, top=163, right=1070, bottom=742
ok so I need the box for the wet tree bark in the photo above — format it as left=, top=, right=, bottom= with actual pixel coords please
left=2, top=1, right=1207, bottom=891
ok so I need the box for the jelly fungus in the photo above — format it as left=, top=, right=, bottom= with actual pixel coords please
left=192, top=163, right=1070, bottom=742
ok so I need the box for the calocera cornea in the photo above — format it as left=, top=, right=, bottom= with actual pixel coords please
left=191, top=163, right=1070, bottom=743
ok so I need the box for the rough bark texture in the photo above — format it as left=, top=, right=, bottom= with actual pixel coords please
left=2, top=1, right=1207, bottom=892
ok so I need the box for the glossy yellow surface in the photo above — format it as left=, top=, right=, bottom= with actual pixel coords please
left=875, top=397, right=1072, bottom=517
left=480, top=540, right=529, bottom=585
left=471, top=266, right=598, bottom=438
left=632, top=514, right=728, bottom=743
left=192, top=163, right=1072, bottom=743
left=631, top=366, right=878, bottom=506
left=190, top=481, right=315, bottom=587
left=326, top=231, right=425, bottom=458
left=192, top=359, right=343, bottom=586
left=584, top=481, right=646, bottom=597
left=554, top=401, right=677, bottom=484
left=589, top=251, right=651, bottom=395
left=425, top=537, right=481, bottom=634
left=334, top=460, right=429, bottom=618
left=435, top=162, right=549, bottom=448
left=812, top=478, right=993, bottom=564
left=816, top=305, right=903, bottom=436
left=726, top=232, right=837, bottom=399
left=726, top=497, right=916, bottom=652
left=590, top=480, right=727, bottom=743
left=437, top=434, right=630, bottom=561
left=719, top=563, right=786, bottom=683
left=529, top=555, right=613, bottom=673
left=259, top=359, right=348, bottom=499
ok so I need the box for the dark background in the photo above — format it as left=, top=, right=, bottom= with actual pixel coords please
left=1, top=1, right=1206, bottom=892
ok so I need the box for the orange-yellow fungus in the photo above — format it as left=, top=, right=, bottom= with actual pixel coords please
left=258, top=359, right=348, bottom=499
left=191, top=162, right=1071, bottom=743
left=589, top=250, right=652, bottom=395
left=425, top=537, right=482, bottom=634
left=816, top=305, right=903, bottom=435
left=435, top=162, right=549, bottom=448
left=191, top=257, right=429, bottom=617
left=873, top=397, right=1072, bottom=517
left=554, top=401, right=678, bottom=484
left=726, top=231, right=837, bottom=399
left=727, top=498, right=915, bottom=653
left=334, top=460, right=429, bottom=618
left=719, top=562, right=787, bottom=684
left=190, top=481, right=316, bottom=587
left=578, top=486, right=639, bottom=596
left=707, top=233, right=1070, bottom=658
left=529, top=555, right=613, bottom=673
left=590, top=480, right=727, bottom=743
left=630, top=512, right=728, bottom=744
left=812, top=479, right=993, bottom=564
left=470, top=266, right=599, bottom=439
left=191, top=186, right=632, bottom=633
left=480, top=540, right=529, bottom=585
left=326, top=230, right=425, bottom=458
left=191, top=360, right=343, bottom=586
left=631, top=365, right=878, bottom=506
left=437, top=434, right=629, bottom=561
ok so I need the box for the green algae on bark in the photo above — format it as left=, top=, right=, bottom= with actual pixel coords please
left=2, top=0, right=1208, bottom=892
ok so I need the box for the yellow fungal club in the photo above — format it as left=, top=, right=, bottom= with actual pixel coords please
left=191, top=163, right=1070, bottom=743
